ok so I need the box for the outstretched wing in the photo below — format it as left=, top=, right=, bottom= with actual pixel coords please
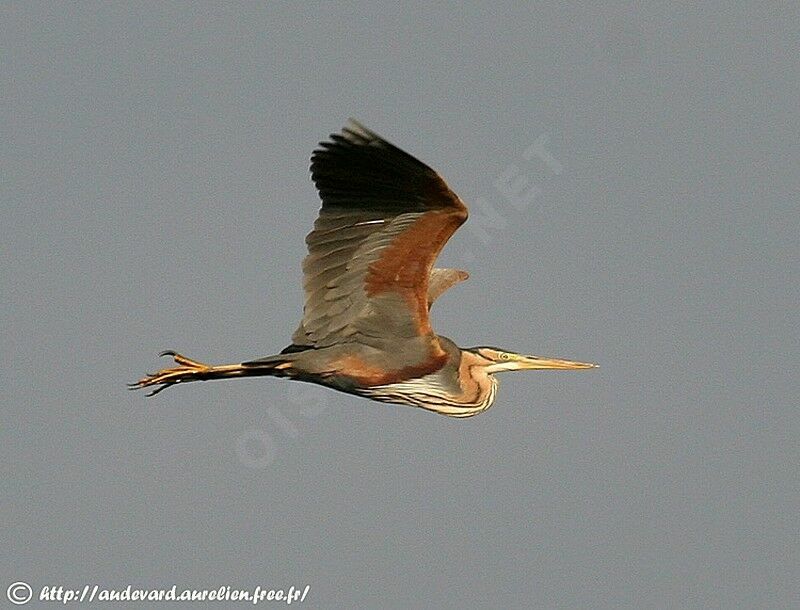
left=292, top=120, right=468, bottom=362
left=427, top=268, right=469, bottom=308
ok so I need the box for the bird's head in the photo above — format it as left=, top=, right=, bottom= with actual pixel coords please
left=465, top=346, right=597, bottom=374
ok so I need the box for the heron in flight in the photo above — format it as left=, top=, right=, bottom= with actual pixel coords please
left=131, top=120, right=596, bottom=417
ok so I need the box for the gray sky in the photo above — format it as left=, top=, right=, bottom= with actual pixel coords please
left=3, top=2, right=798, bottom=609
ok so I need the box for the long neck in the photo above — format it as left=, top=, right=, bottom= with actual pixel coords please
left=452, top=349, right=498, bottom=414
left=357, top=348, right=496, bottom=418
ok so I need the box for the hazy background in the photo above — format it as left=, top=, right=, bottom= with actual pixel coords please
left=3, top=3, right=798, bottom=608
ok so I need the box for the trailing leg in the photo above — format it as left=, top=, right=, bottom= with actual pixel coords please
left=129, top=350, right=290, bottom=396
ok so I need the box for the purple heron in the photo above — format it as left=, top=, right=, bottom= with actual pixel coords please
left=131, top=120, right=596, bottom=417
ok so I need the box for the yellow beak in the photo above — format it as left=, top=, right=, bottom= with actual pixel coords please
left=515, top=354, right=598, bottom=370
left=483, top=351, right=598, bottom=374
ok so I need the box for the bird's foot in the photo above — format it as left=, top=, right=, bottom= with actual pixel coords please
left=129, top=350, right=212, bottom=396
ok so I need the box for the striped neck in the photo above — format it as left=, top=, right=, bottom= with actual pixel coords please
left=355, top=350, right=499, bottom=418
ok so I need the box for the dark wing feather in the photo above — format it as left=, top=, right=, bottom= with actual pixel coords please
left=292, top=120, right=468, bottom=368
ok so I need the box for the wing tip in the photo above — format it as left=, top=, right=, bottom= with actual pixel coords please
left=342, top=118, right=382, bottom=145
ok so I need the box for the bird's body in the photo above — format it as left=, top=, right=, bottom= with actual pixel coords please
left=132, top=121, right=596, bottom=416
left=247, top=335, right=498, bottom=418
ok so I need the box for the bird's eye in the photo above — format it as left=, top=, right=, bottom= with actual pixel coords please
left=500, top=352, right=511, bottom=360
